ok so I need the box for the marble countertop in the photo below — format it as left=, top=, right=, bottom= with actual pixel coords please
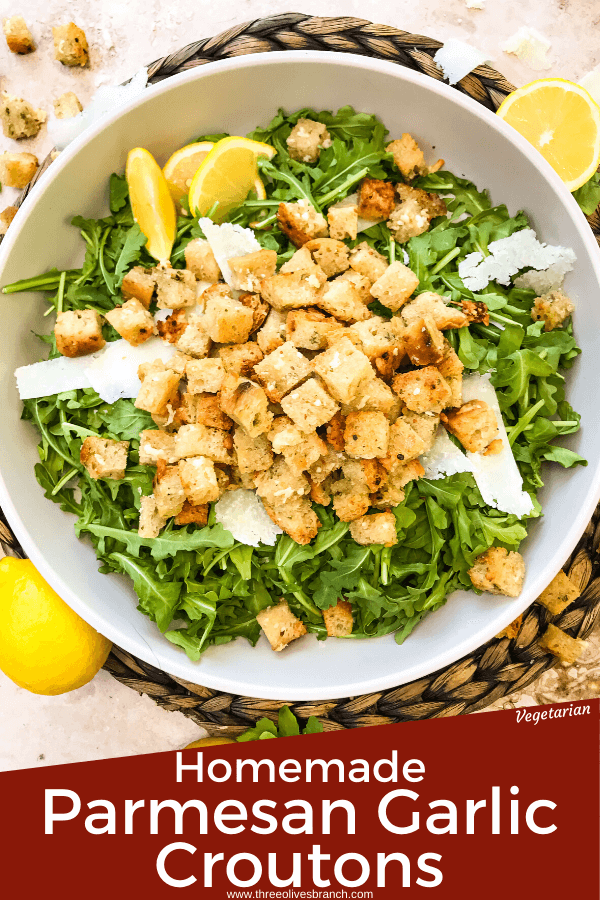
left=1, top=0, right=599, bottom=772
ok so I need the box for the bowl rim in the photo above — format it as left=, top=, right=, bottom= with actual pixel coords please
left=1, top=49, right=600, bottom=701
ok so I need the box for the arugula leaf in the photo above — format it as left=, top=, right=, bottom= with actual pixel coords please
left=111, top=552, right=182, bottom=632
left=109, top=173, right=129, bottom=212
left=98, top=400, right=154, bottom=440
left=573, top=171, right=600, bottom=215
left=114, top=224, right=147, bottom=287
left=236, top=706, right=323, bottom=742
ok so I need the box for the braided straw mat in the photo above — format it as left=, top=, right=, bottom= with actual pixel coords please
left=3, top=13, right=600, bottom=735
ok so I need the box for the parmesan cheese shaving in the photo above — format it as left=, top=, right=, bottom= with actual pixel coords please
left=433, top=39, right=489, bottom=86
left=214, top=488, right=283, bottom=547
left=501, top=27, right=552, bottom=72
left=421, top=427, right=474, bottom=479
left=198, top=219, right=261, bottom=287
left=458, top=228, right=576, bottom=291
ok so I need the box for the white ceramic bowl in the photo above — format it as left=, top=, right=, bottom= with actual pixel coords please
left=1, top=52, right=600, bottom=701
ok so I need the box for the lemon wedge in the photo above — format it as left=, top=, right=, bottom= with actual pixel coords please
left=163, top=141, right=215, bottom=210
left=497, top=78, right=600, bottom=191
left=188, top=136, right=276, bottom=220
left=126, top=147, right=176, bottom=262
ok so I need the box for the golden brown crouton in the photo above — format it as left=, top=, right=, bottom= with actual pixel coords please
left=403, top=315, right=445, bottom=367
left=341, top=457, right=388, bottom=493
left=460, top=299, right=490, bottom=325
left=304, top=238, right=350, bottom=277
left=280, top=246, right=327, bottom=285
left=138, top=495, right=167, bottom=538
left=0, top=152, right=38, bottom=189
left=344, top=411, right=390, bottom=459
left=331, top=483, right=371, bottom=522
left=386, top=134, right=443, bottom=180
left=135, top=369, right=180, bottom=416
left=228, top=248, right=277, bottom=292
left=269, top=418, right=328, bottom=475
left=253, top=341, right=312, bottom=402
left=4, top=15, right=34, bottom=53
left=496, top=613, right=524, bottom=640
left=138, top=430, right=177, bottom=466
left=350, top=512, right=398, bottom=547
left=539, top=624, right=585, bottom=665
left=327, top=205, right=358, bottom=241
left=219, top=374, right=273, bottom=438
left=204, top=292, right=254, bottom=344
left=325, top=412, right=346, bottom=451
left=370, top=458, right=424, bottom=509
left=80, top=436, right=129, bottom=481
left=175, top=316, right=212, bottom=358
left=342, top=377, right=400, bottom=419
left=336, top=269, right=373, bottom=304
left=174, top=500, right=209, bottom=526
left=347, top=316, right=405, bottom=362
left=0, top=91, right=46, bottom=140
left=531, top=289, right=575, bottom=331
left=401, top=411, right=439, bottom=450
left=184, top=239, right=221, bottom=282
left=260, top=271, right=321, bottom=313
left=381, top=418, right=427, bottom=466
left=186, top=393, right=233, bottom=431
left=316, top=278, right=372, bottom=324
left=219, top=342, right=264, bottom=377
left=388, top=184, right=447, bottom=243
left=392, top=366, right=452, bottom=414
left=313, top=337, right=375, bottom=405
left=186, top=358, right=225, bottom=394
left=52, top=22, right=89, bottom=67
left=55, top=309, right=105, bottom=358
left=441, top=399, right=499, bottom=453
left=238, top=292, right=270, bottom=335
left=537, top=570, right=581, bottom=616
left=370, top=262, right=419, bottom=313
left=54, top=91, right=82, bottom=119
left=468, top=547, right=525, bottom=597
left=156, top=310, right=187, bottom=344
left=0, top=206, right=18, bottom=235
left=179, top=456, right=220, bottom=505
left=277, top=199, right=329, bottom=248
left=153, top=463, right=186, bottom=517
left=256, top=308, right=288, bottom=354
left=280, top=377, right=340, bottom=433
left=154, top=267, right=196, bottom=309
left=323, top=600, right=354, bottom=637
left=265, top=495, right=322, bottom=544
left=174, top=424, right=232, bottom=465
left=105, top=298, right=155, bottom=346
left=121, top=267, right=156, bottom=308
left=401, top=291, right=469, bottom=331
left=357, top=177, right=396, bottom=221
left=286, top=308, right=345, bottom=351
left=256, top=601, right=307, bottom=651
left=286, top=117, right=331, bottom=163
left=348, top=241, right=388, bottom=284
left=233, top=427, right=273, bottom=475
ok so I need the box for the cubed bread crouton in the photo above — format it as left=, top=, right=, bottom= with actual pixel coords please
left=256, top=600, right=307, bottom=651
left=80, top=436, right=129, bottom=480
left=255, top=457, right=310, bottom=505
left=54, top=91, right=82, bottom=119
left=156, top=310, right=187, bottom=344
left=323, top=600, right=354, bottom=637
left=203, top=292, right=254, bottom=344
left=344, top=411, right=390, bottom=459
left=154, top=267, right=196, bottom=309
left=268, top=416, right=303, bottom=455
left=403, top=315, right=445, bottom=366
left=350, top=512, right=398, bottom=547
left=286, top=117, right=331, bottom=164
left=325, top=412, right=346, bottom=451
left=52, top=22, right=89, bottom=66
left=310, top=467, right=334, bottom=503
left=347, top=316, right=405, bottom=361
left=238, top=292, right=270, bottom=335
left=310, top=448, right=345, bottom=484
left=264, top=495, right=321, bottom=545
left=331, top=481, right=371, bottom=522
left=166, top=351, right=192, bottom=377
left=174, top=423, right=232, bottom=464
left=138, top=495, right=167, bottom=538
left=401, top=411, right=440, bottom=450
left=304, top=238, right=350, bottom=277
left=370, top=458, right=424, bottom=509
left=460, top=299, right=490, bottom=325
left=121, top=266, right=156, bottom=308
left=153, top=463, right=186, bottom=517
left=0, top=152, right=38, bottom=189
left=336, top=268, right=372, bottom=304
left=286, top=308, right=345, bottom=351
left=436, top=341, right=464, bottom=403
left=315, top=278, right=371, bottom=324
left=392, top=366, right=452, bottom=414
left=468, top=547, right=525, bottom=597
left=185, top=393, right=233, bottom=430
left=531, top=289, right=575, bottom=331
left=105, top=298, right=155, bottom=346
left=342, top=377, right=400, bottom=420
left=256, top=308, right=288, bottom=354
left=55, top=309, right=105, bottom=358
left=139, top=430, right=177, bottom=466
left=228, top=249, right=277, bottom=292
left=401, top=291, right=468, bottom=331
left=233, top=427, right=273, bottom=475
left=280, top=377, right=340, bottom=433
left=386, top=134, right=443, bottom=180
left=219, top=341, right=263, bottom=377
left=174, top=500, right=209, bottom=526
left=370, top=262, right=419, bottom=313
left=4, top=15, right=34, bottom=53
left=269, top=418, right=327, bottom=475
left=0, top=91, right=46, bottom=140
left=219, top=374, right=273, bottom=437
left=253, top=340, right=312, bottom=402
left=357, top=177, right=396, bottom=220
left=539, top=624, right=585, bottom=665
left=381, top=418, right=427, bottom=466
left=537, top=570, right=581, bottom=616
left=313, top=337, right=374, bottom=405
left=327, top=205, right=358, bottom=241
left=441, top=399, right=498, bottom=453
left=260, top=271, right=320, bottom=312
left=186, top=358, right=225, bottom=394
left=175, top=316, right=211, bottom=358
left=277, top=199, right=329, bottom=248
left=280, top=246, right=327, bottom=287
left=388, top=184, right=447, bottom=243
left=135, top=369, right=180, bottom=416
left=341, top=457, right=388, bottom=494
left=348, top=241, right=388, bottom=284
left=179, top=456, right=220, bottom=505
left=0, top=206, right=18, bottom=235
left=184, top=239, right=221, bottom=282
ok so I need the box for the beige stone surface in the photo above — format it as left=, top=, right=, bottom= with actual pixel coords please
left=1, top=0, right=599, bottom=769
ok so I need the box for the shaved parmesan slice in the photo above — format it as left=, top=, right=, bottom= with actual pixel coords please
left=421, top=427, right=474, bottom=479
left=580, top=66, right=600, bottom=105
left=198, top=219, right=261, bottom=287
left=458, top=228, right=576, bottom=291
left=513, top=263, right=569, bottom=295
left=214, top=488, right=283, bottom=547
left=84, top=337, right=176, bottom=404
left=433, top=39, right=489, bottom=86
left=502, top=27, right=552, bottom=72
left=330, top=192, right=383, bottom=233
left=16, top=353, right=100, bottom=400
left=465, top=0, right=485, bottom=8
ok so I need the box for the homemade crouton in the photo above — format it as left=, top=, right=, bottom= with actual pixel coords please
left=138, top=495, right=167, bottom=538
left=341, top=457, right=387, bottom=494
left=153, top=463, right=186, bottom=517
left=310, top=448, right=345, bottom=484
left=280, top=246, right=327, bottom=287
left=277, top=199, right=328, bottom=248
left=401, top=291, right=469, bottom=331
left=358, top=177, right=396, bottom=221
left=460, top=299, right=490, bottom=325
left=185, top=393, right=232, bottom=431
left=468, top=547, right=525, bottom=597
left=336, top=268, right=373, bottom=304
left=184, top=239, right=221, bottom=282
left=386, top=133, right=443, bottom=180
left=342, top=377, right=399, bottom=419
left=392, top=367, right=452, bottom=414
left=280, top=377, right=340, bottom=433
left=531, top=289, right=575, bottom=331
left=173, top=316, right=210, bottom=358
left=323, top=600, right=354, bottom=637
left=344, top=411, right=390, bottom=459
left=381, top=418, right=427, bottom=466
left=155, top=310, right=187, bottom=344
left=286, top=117, right=331, bottom=164
left=350, top=512, right=398, bottom=547
left=53, top=22, right=89, bottom=66
left=327, top=205, right=358, bottom=241
left=186, top=358, right=225, bottom=394
left=539, top=624, right=585, bottom=665
left=313, top=337, right=374, bottom=405
left=388, top=184, right=447, bottom=243
left=403, top=315, right=445, bottom=366
left=286, top=308, right=345, bottom=350
left=265, top=495, right=321, bottom=544
left=174, top=423, right=232, bottom=464
left=154, top=267, right=196, bottom=309
left=174, top=500, right=209, bottom=526
left=0, top=206, right=17, bottom=235
left=441, top=399, right=498, bottom=453
left=256, top=600, right=307, bottom=651
left=80, top=436, right=129, bottom=481
left=233, top=428, right=273, bottom=475
left=228, top=248, right=277, bottom=292
left=135, top=369, right=180, bottom=416
left=138, top=430, right=177, bottom=466
left=331, top=482, right=371, bottom=522
left=260, top=271, right=320, bottom=312
left=305, top=238, right=350, bottom=278
left=437, top=340, right=464, bottom=380
left=316, top=278, right=371, bottom=323
left=255, top=457, right=310, bottom=504
left=370, top=262, right=419, bottom=313
left=370, top=458, right=424, bottom=508
left=179, top=456, right=220, bottom=505
left=4, top=15, right=34, bottom=53
left=121, top=266, right=156, bottom=308
left=256, top=308, right=288, bottom=354
left=55, top=309, right=105, bottom=358
left=238, top=292, right=270, bottom=335
left=203, top=292, right=254, bottom=344
left=347, top=316, right=405, bottom=362
left=401, top=411, right=439, bottom=450
left=219, top=342, right=263, bottom=377
left=219, top=375, right=273, bottom=438
left=325, top=412, right=346, bottom=451
left=0, top=152, right=38, bottom=189
left=105, top=298, right=155, bottom=346
left=269, top=418, right=328, bottom=475
left=537, top=570, right=581, bottom=616
left=0, top=91, right=46, bottom=139
left=348, top=242, right=388, bottom=284
left=54, top=91, right=82, bottom=119
left=253, top=340, right=312, bottom=402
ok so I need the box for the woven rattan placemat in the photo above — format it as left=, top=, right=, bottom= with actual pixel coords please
left=3, top=13, right=600, bottom=734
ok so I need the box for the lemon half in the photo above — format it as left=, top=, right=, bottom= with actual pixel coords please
left=188, top=136, right=276, bottom=220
